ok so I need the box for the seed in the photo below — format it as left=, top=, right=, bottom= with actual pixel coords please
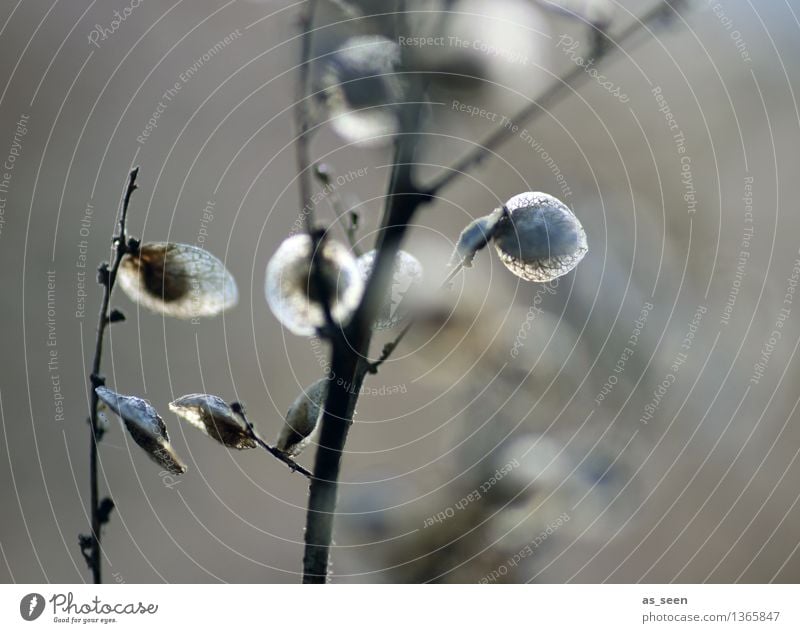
left=169, top=394, right=256, bottom=450
left=95, top=386, right=187, bottom=475
left=276, top=378, right=328, bottom=457
left=492, top=192, right=588, bottom=282
left=265, top=234, right=364, bottom=336
left=118, top=242, right=238, bottom=319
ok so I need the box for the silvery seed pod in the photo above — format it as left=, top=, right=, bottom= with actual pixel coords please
left=169, top=394, right=256, bottom=450
left=357, top=249, right=424, bottom=330
left=315, top=35, right=402, bottom=147
left=266, top=234, right=364, bottom=336
left=118, top=242, right=238, bottom=319
left=95, top=386, right=187, bottom=475
left=276, top=378, right=328, bottom=457
left=492, top=192, right=588, bottom=282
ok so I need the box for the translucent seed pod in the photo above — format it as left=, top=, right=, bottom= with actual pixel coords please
left=357, top=249, right=424, bottom=330
left=265, top=234, right=364, bottom=336
left=315, top=35, right=402, bottom=147
left=169, top=394, right=256, bottom=450
left=276, top=378, right=328, bottom=457
left=118, top=242, right=238, bottom=319
left=492, top=192, right=588, bottom=282
left=95, top=386, right=187, bottom=475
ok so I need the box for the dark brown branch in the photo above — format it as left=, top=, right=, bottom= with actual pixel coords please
left=84, top=166, right=138, bottom=583
left=302, top=92, right=432, bottom=583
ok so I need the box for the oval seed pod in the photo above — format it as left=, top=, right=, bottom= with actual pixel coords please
left=492, top=192, right=588, bottom=282
left=265, top=234, right=364, bottom=336
left=357, top=249, right=424, bottom=330
left=169, top=394, right=256, bottom=450
left=117, top=242, right=238, bottom=319
left=95, top=386, right=187, bottom=475
left=276, top=378, right=328, bottom=457
left=315, top=35, right=402, bottom=147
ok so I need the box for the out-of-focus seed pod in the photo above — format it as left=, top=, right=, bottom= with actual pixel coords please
left=405, top=0, right=547, bottom=94
left=95, top=386, right=187, bottom=475
left=315, top=35, right=402, bottom=147
left=357, top=249, right=424, bottom=330
left=265, top=234, right=364, bottom=336
left=169, top=394, right=256, bottom=450
left=492, top=192, right=588, bottom=282
left=118, top=242, right=238, bottom=319
left=276, top=378, right=328, bottom=456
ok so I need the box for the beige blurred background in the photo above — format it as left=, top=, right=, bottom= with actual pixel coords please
left=1, top=0, right=800, bottom=583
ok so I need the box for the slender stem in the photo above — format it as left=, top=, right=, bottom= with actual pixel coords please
left=230, top=403, right=314, bottom=479
left=302, top=93, right=430, bottom=583
left=295, top=0, right=317, bottom=235
left=85, top=166, right=138, bottom=583
left=314, top=163, right=362, bottom=255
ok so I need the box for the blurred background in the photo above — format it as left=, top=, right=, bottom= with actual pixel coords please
left=1, top=0, right=800, bottom=583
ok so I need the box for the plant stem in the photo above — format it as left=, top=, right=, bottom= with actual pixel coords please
left=423, top=1, right=681, bottom=198
left=230, top=403, right=314, bottom=479
left=85, top=166, right=138, bottom=583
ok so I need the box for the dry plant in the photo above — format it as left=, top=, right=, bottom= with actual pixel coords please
left=78, top=0, right=687, bottom=584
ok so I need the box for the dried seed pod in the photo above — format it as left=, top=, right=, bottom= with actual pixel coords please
left=492, top=192, right=588, bottom=282
left=276, top=378, right=328, bottom=457
left=315, top=35, right=402, bottom=147
left=265, top=234, right=364, bottom=336
left=169, top=394, right=256, bottom=450
left=357, top=249, right=424, bottom=330
left=95, top=386, right=187, bottom=475
left=118, top=242, right=238, bottom=319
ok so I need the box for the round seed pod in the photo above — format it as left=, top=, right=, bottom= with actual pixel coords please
left=315, top=35, right=402, bottom=147
left=95, top=386, right=187, bottom=475
left=276, top=378, right=328, bottom=457
left=117, top=242, right=238, bottom=319
left=266, top=234, right=364, bottom=336
left=492, top=192, right=588, bottom=282
left=357, top=249, right=424, bottom=330
left=169, top=394, right=256, bottom=450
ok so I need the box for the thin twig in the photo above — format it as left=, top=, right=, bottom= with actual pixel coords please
left=230, top=403, right=314, bottom=479
left=84, top=166, right=138, bottom=583
left=423, top=1, right=679, bottom=198
left=313, top=163, right=362, bottom=255
left=295, top=0, right=318, bottom=235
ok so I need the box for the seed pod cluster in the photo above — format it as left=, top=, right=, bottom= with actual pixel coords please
left=169, top=394, right=256, bottom=450
left=118, top=242, right=238, bottom=319
left=95, top=386, right=187, bottom=475
left=266, top=234, right=364, bottom=336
